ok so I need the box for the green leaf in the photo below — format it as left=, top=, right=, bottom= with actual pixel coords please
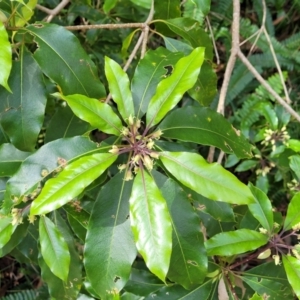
left=183, top=0, right=211, bottom=23
left=284, top=192, right=300, bottom=230
left=0, top=144, right=30, bottom=177
left=188, top=61, right=217, bottom=106
left=249, top=293, right=264, bottom=300
left=53, top=93, right=122, bottom=136
left=163, top=37, right=194, bottom=55
left=289, top=155, right=300, bottom=179
left=4, top=137, right=97, bottom=214
left=39, top=216, right=70, bottom=281
left=0, top=216, right=14, bottom=248
left=0, top=46, right=47, bottom=152
left=282, top=255, right=300, bottom=298
left=14, top=0, right=37, bottom=27
left=160, top=179, right=207, bottom=289
left=160, top=152, right=255, bottom=205
left=84, top=173, right=137, bottom=298
left=105, top=56, right=134, bottom=122
left=235, top=160, right=257, bottom=172
left=248, top=184, right=273, bottom=232
left=103, top=0, right=118, bottom=13
left=154, top=18, right=213, bottom=60
left=129, top=170, right=172, bottom=282
left=159, top=106, right=253, bottom=158
left=124, top=268, right=164, bottom=296
left=146, top=47, right=205, bottom=127
left=23, top=23, right=105, bottom=98
left=38, top=212, right=82, bottom=299
left=0, top=20, right=12, bottom=92
left=45, top=106, right=92, bottom=142
left=131, top=48, right=183, bottom=118
left=205, top=229, right=268, bottom=256
left=30, top=153, right=117, bottom=215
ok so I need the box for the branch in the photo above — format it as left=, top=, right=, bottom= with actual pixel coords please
left=36, top=0, right=70, bottom=22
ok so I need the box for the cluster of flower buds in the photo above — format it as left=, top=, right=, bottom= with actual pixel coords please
left=109, top=115, right=163, bottom=181
left=261, top=126, right=290, bottom=151
left=11, top=208, right=23, bottom=226
left=287, top=179, right=300, bottom=191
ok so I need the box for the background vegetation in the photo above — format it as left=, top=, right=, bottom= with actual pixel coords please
left=1, top=0, right=300, bottom=299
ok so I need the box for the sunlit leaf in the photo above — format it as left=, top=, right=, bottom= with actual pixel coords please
left=160, top=152, right=255, bottom=204
left=146, top=47, right=205, bottom=127
left=0, top=20, right=12, bottom=92
left=129, top=170, right=172, bottom=282
left=284, top=192, right=300, bottom=230
left=105, top=56, right=134, bottom=121
left=248, top=184, right=273, bottom=232
left=282, top=255, right=300, bottom=298
left=30, top=153, right=117, bottom=215
left=0, top=216, right=14, bottom=248
left=53, top=93, right=122, bottom=136
left=39, top=216, right=70, bottom=281
left=205, top=229, right=268, bottom=256
left=183, top=0, right=211, bottom=23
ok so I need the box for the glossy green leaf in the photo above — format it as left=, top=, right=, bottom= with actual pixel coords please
left=248, top=184, right=273, bottom=232
left=39, top=216, right=70, bottom=281
left=289, top=155, right=300, bottom=179
left=30, top=153, right=117, bottom=215
left=124, top=268, right=164, bottom=296
left=183, top=0, right=211, bottom=23
left=161, top=179, right=207, bottom=289
left=160, top=152, right=255, bottom=204
left=45, top=106, right=92, bottom=142
left=84, top=173, right=137, bottom=298
left=0, top=216, right=14, bottom=248
left=129, top=170, right=172, bottom=282
left=160, top=106, right=253, bottom=158
left=0, top=144, right=30, bottom=177
left=163, top=37, right=194, bottom=55
left=287, top=139, right=300, bottom=152
left=154, top=18, right=213, bottom=60
left=4, top=137, right=97, bottom=214
left=145, top=280, right=213, bottom=299
left=188, top=61, right=217, bottom=106
left=282, top=255, right=300, bottom=298
left=249, top=293, right=264, bottom=300
left=235, top=160, right=257, bottom=172
left=103, top=0, right=118, bottom=13
left=284, top=192, right=300, bottom=230
left=205, top=229, right=268, bottom=256
left=24, top=23, right=105, bottom=98
left=146, top=47, right=205, bottom=127
left=130, top=0, right=151, bottom=9
left=0, top=220, right=29, bottom=257
left=131, top=48, right=183, bottom=118
left=154, top=0, right=180, bottom=19
left=38, top=213, right=82, bottom=299
left=105, top=56, right=134, bottom=121
left=14, top=0, right=37, bottom=27
left=0, top=46, right=47, bottom=151
left=53, top=93, right=122, bottom=136
left=0, top=20, right=12, bottom=92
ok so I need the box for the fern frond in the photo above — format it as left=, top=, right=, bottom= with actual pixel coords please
left=282, top=32, right=300, bottom=51
left=0, top=290, right=37, bottom=300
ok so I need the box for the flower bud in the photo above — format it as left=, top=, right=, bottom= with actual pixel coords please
left=143, top=155, right=153, bottom=171
left=109, top=145, right=119, bottom=154
left=124, top=170, right=133, bottom=181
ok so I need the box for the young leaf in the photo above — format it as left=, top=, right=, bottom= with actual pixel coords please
left=161, top=178, right=207, bottom=289
left=159, top=106, right=253, bottom=158
left=30, top=153, right=117, bottom=215
left=131, top=48, right=183, bottom=118
left=146, top=47, right=205, bottom=127
left=0, top=144, right=30, bottom=177
left=248, top=184, right=273, bottom=232
left=0, top=217, right=14, bottom=248
left=0, top=21, right=12, bottom=92
left=0, top=46, right=47, bottom=152
left=160, top=152, right=255, bottom=205
left=283, top=192, right=300, bottom=230
left=205, top=229, right=268, bottom=256
left=23, top=23, right=105, bottom=98
left=282, top=255, right=300, bottom=298
left=129, top=170, right=172, bottom=282
left=39, top=216, right=70, bottom=282
left=183, top=0, right=211, bottom=23
left=53, top=93, right=122, bottom=136
left=84, top=173, right=137, bottom=298
left=105, top=56, right=134, bottom=121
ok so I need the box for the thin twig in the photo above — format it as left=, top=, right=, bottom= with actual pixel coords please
left=237, top=50, right=300, bottom=122
left=36, top=0, right=70, bottom=23
left=65, top=23, right=146, bottom=30
left=206, top=16, right=220, bottom=65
